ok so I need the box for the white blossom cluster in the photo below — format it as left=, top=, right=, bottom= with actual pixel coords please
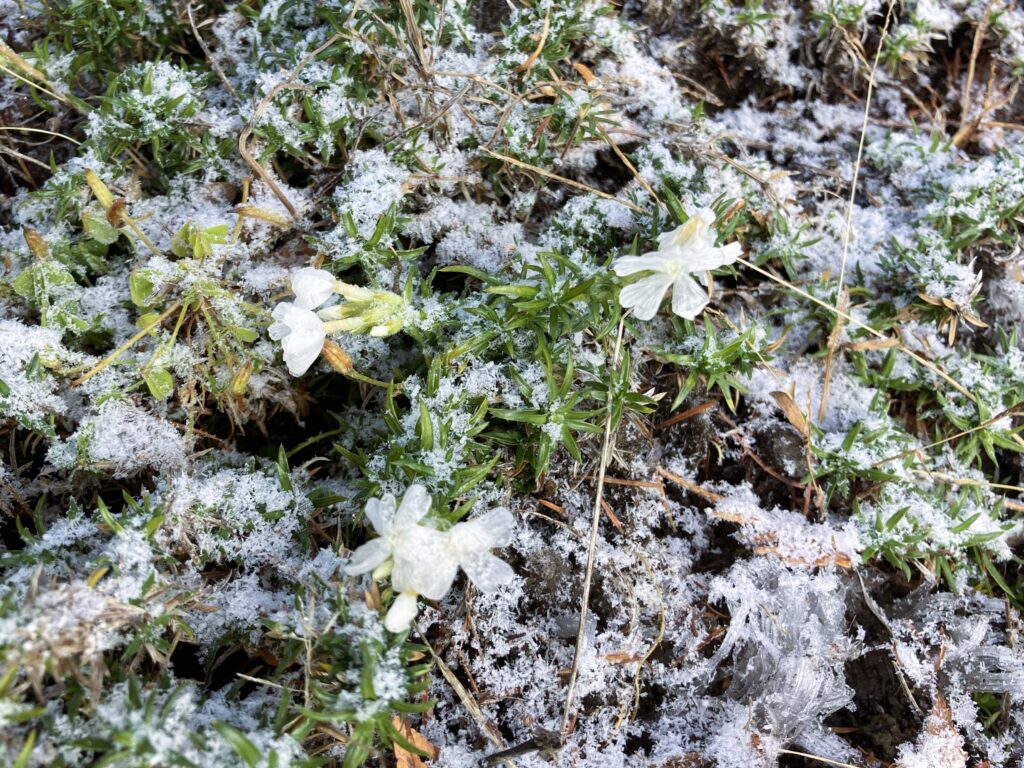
left=345, top=484, right=514, bottom=632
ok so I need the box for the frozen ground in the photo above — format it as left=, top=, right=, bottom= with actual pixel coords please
left=2, top=1, right=1024, bottom=767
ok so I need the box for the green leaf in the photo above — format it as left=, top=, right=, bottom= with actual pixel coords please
left=438, top=265, right=502, bottom=285
left=276, top=445, right=293, bottom=491
left=418, top=399, right=433, bottom=451
left=489, top=407, right=548, bottom=425
left=11, top=266, right=36, bottom=300
left=230, top=325, right=259, bottom=343
left=12, top=730, right=35, bottom=768
left=130, top=270, right=156, bottom=307
left=143, top=367, right=174, bottom=400
left=96, top=498, right=123, bottom=534
left=487, top=283, right=539, bottom=298
left=212, top=722, right=261, bottom=768
left=81, top=202, right=120, bottom=244
left=171, top=223, right=194, bottom=259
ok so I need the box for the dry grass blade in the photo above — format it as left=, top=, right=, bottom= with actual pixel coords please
left=514, top=6, right=551, bottom=73
left=383, top=82, right=472, bottom=145
left=821, top=0, right=896, bottom=420
left=771, top=390, right=810, bottom=435
left=737, top=256, right=976, bottom=402
left=624, top=550, right=665, bottom=725
left=953, top=0, right=994, bottom=148
left=597, top=125, right=661, bottom=205
left=187, top=3, right=240, bottom=104
left=562, top=317, right=626, bottom=734
left=819, top=287, right=848, bottom=422
left=0, top=41, right=70, bottom=105
left=398, top=0, right=429, bottom=74
left=0, top=40, right=47, bottom=82
left=414, top=623, right=513, bottom=765
left=238, top=33, right=345, bottom=220
left=70, top=301, right=182, bottom=387
left=0, top=144, right=51, bottom=171
left=868, top=402, right=1024, bottom=468
left=482, top=149, right=646, bottom=214
left=0, top=125, right=81, bottom=144
left=911, top=468, right=1024, bottom=498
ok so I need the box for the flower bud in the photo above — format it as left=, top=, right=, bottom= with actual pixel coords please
left=321, top=339, right=353, bottom=374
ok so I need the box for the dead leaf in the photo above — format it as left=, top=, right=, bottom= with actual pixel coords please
left=364, top=580, right=380, bottom=611
left=770, top=390, right=809, bottom=435
left=23, top=228, right=49, bottom=259
left=572, top=61, right=596, bottom=83
left=392, top=717, right=438, bottom=768
left=846, top=337, right=899, bottom=352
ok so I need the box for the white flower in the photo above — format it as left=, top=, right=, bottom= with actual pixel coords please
left=347, top=484, right=457, bottom=600
left=268, top=302, right=326, bottom=376
left=613, top=207, right=742, bottom=321
left=346, top=484, right=516, bottom=632
left=291, top=267, right=339, bottom=310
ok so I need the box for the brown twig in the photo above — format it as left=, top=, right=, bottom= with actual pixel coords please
left=657, top=466, right=724, bottom=503
left=238, top=34, right=345, bottom=220
left=653, top=399, right=717, bottom=431
left=187, top=4, right=239, bottom=104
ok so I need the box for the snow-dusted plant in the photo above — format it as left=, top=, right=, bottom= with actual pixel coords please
left=7, top=0, right=1024, bottom=765
left=269, top=268, right=411, bottom=376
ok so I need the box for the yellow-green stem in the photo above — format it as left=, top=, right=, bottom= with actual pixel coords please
left=71, top=301, right=181, bottom=387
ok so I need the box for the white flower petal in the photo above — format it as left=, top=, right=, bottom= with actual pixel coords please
left=718, top=240, right=743, bottom=262
left=671, top=275, right=710, bottom=320
left=693, top=207, right=717, bottom=227
left=365, top=494, right=397, bottom=534
left=394, top=483, right=431, bottom=527
left=658, top=213, right=712, bottom=250
left=384, top=590, right=419, bottom=633
left=612, top=252, right=673, bottom=277
left=619, top=273, right=673, bottom=320
left=345, top=538, right=391, bottom=575
left=612, top=204, right=740, bottom=325
left=680, top=241, right=742, bottom=273
left=291, top=268, right=337, bottom=310
left=449, top=508, right=515, bottom=554
left=460, top=551, right=515, bottom=593
left=391, top=527, right=458, bottom=600
left=270, top=302, right=325, bottom=376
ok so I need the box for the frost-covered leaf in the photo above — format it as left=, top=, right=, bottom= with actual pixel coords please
left=142, top=367, right=174, bottom=400
left=81, top=202, right=120, bottom=245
